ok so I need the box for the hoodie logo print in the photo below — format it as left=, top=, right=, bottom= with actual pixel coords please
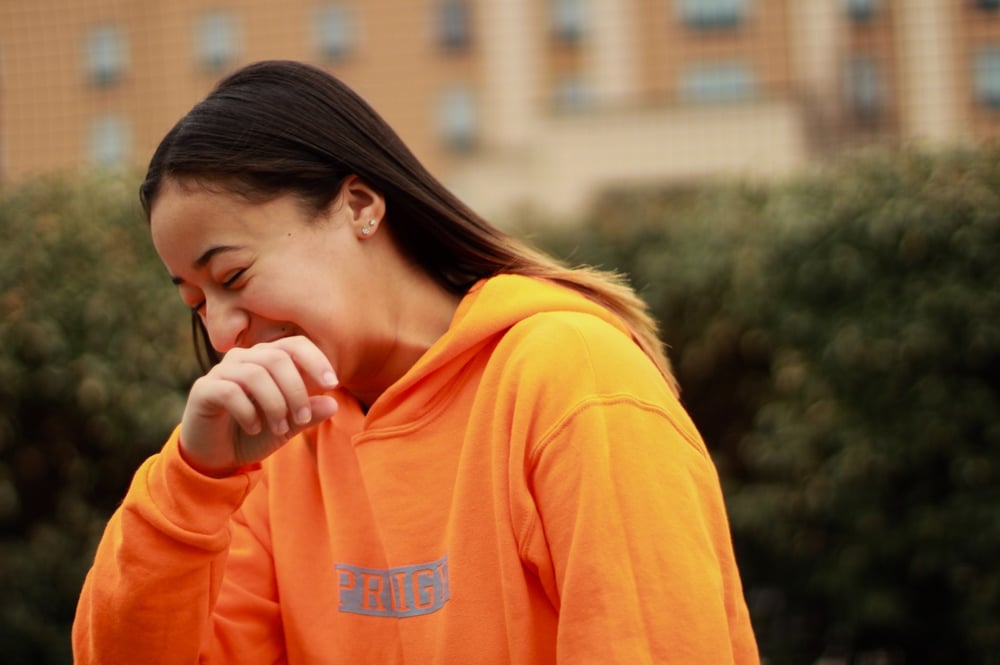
left=335, top=555, right=450, bottom=618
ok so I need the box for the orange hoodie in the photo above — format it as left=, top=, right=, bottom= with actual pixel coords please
left=73, top=274, right=759, bottom=664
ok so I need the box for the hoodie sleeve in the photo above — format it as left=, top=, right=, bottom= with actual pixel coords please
left=72, top=427, right=287, bottom=665
left=511, top=315, right=759, bottom=665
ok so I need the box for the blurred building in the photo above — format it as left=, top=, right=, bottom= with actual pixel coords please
left=1, top=0, right=1000, bottom=220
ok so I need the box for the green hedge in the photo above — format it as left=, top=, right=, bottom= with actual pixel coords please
left=0, top=175, right=196, bottom=664
left=2, top=148, right=998, bottom=663
left=534, top=147, right=1000, bottom=664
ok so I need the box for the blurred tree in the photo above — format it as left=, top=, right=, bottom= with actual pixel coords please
left=0, top=175, right=196, bottom=664
left=729, top=149, right=1000, bottom=664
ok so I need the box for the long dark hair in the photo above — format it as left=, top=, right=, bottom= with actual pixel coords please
left=141, top=60, right=676, bottom=392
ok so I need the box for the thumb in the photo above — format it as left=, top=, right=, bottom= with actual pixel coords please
left=306, top=394, right=339, bottom=425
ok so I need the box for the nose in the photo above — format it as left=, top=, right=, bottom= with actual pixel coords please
left=203, top=295, right=249, bottom=353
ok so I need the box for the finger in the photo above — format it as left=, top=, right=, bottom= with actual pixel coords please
left=211, top=362, right=293, bottom=435
left=307, top=394, right=339, bottom=424
left=284, top=395, right=339, bottom=439
left=189, top=375, right=263, bottom=436
left=232, top=346, right=313, bottom=426
left=268, top=336, right=339, bottom=391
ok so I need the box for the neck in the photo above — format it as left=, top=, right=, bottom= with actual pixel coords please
left=348, top=263, right=462, bottom=410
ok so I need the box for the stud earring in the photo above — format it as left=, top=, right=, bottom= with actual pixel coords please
left=361, top=219, right=377, bottom=236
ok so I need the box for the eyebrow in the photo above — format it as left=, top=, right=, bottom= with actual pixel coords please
left=170, top=245, right=243, bottom=285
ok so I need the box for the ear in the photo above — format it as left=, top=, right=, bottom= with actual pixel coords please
left=339, top=174, right=386, bottom=239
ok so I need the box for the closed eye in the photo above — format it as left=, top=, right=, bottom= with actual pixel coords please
left=223, top=269, right=247, bottom=288
left=184, top=269, right=246, bottom=314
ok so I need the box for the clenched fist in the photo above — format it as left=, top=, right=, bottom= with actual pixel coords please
left=179, top=336, right=340, bottom=477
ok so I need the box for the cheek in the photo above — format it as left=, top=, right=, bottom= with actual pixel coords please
left=248, top=277, right=329, bottom=328
left=252, top=254, right=350, bottom=332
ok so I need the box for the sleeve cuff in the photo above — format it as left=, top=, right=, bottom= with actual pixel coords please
left=137, top=426, right=262, bottom=537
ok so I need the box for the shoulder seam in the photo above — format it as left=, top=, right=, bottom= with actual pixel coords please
left=527, top=393, right=706, bottom=470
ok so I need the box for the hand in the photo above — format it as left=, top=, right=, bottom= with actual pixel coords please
left=179, top=336, right=340, bottom=477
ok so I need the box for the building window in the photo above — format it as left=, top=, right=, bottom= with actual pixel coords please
left=314, top=5, right=357, bottom=60
left=436, top=0, right=471, bottom=50
left=85, top=25, right=127, bottom=86
left=195, top=10, right=241, bottom=73
left=844, top=0, right=878, bottom=21
left=974, top=47, right=1000, bottom=108
left=437, top=86, right=476, bottom=151
left=676, top=0, right=749, bottom=29
left=551, top=0, right=588, bottom=43
left=88, top=115, right=131, bottom=166
left=678, top=61, right=756, bottom=104
left=553, top=75, right=594, bottom=111
left=844, top=55, right=884, bottom=121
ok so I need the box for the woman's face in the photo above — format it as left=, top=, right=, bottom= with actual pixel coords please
left=150, top=177, right=382, bottom=389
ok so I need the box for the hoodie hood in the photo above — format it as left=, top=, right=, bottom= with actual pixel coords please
left=363, top=274, right=631, bottom=429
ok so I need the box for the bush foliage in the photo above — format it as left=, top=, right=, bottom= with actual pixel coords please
left=1, top=148, right=998, bottom=663
left=0, top=175, right=196, bottom=664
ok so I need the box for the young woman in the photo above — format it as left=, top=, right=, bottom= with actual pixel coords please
left=73, top=60, right=759, bottom=664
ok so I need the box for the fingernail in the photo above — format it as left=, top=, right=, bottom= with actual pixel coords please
left=322, top=371, right=337, bottom=388
left=295, top=407, right=311, bottom=424
left=275, top=419, right=289, bottom=435
left=249, top=420, right=262, bottom=435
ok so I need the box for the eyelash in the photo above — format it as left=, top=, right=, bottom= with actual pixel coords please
left=190, top=269, right=247, bottom=314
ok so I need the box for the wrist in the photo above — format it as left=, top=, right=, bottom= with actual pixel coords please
left=177, top=437, right=243, bottom=478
